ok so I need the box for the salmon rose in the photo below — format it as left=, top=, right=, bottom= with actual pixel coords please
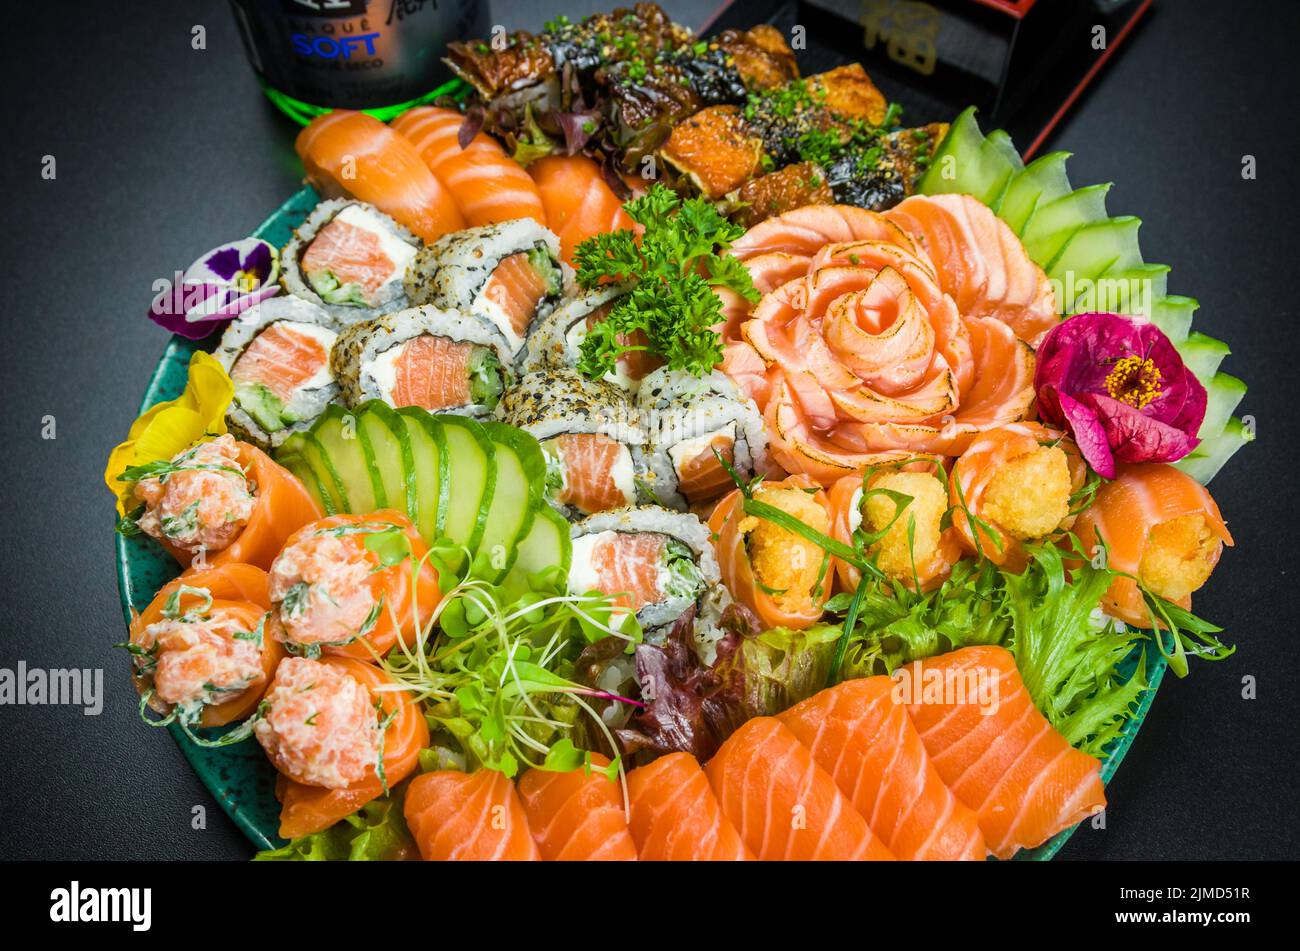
left=721, top=199, right=1046, bottom=484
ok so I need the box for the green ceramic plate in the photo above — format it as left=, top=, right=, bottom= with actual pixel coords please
left=114, top=186, right=1167, bottom=859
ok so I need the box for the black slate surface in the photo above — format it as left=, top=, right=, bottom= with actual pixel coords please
left=0, top=0, right=1295, bottom=861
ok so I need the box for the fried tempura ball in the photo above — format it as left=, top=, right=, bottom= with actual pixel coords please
left=1139, top=514, right=1221, bottom=602
left=740, top=485, right=830, bottom=613
left=863, top=472, right=946, bottom=581
left=980, top=444, right=1073, bottom=541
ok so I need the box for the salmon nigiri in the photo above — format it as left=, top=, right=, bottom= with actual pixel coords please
left=296, top=110, right=464, bottom=242
left=529, top=154, right=636, bottom=267
left=404, top=769, right=541, bottom=861
left=900, top=646, right=1106, bottom=859
left=1073, top=462, right=1232, bottom=627
left=393, top=106, right=546, bottom=228
left=705, top=717, right=895, bottom=861
left=780, top=678, right=986, bottom=860
left=516, top=754, right=637, bottom=860
left=626, top=752, right=752, bottom=861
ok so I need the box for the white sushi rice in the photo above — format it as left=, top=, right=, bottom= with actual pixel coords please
left=212, top=296, right=342, bottom=450
left=280, top=199, right=421, bottom=325
left=329, top=304, right=513, bottom=415
left=403, top=219, right=568, bottom=358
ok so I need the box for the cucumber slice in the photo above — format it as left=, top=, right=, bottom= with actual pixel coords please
left=437, top=415, right=495, bottom=555
left=1198, top=372, right=1247, bottom=442
left=1178, top=332, right=1230, bottom=383
left=1148, top=295, right=1198, bottom=344
left=500, top=505, right=573, bottom=600
left=1174, top=416, right=1253, bottom=485
left=1066, top=264, right=1169, bottom=316
left=398, top=408, right=449, bottom=546
left=917, top=107, right=1019, bottom=206
left=276, top=432, right=344, bottom=515
left=356, top=401, right=415, bottom=520
left=1047, top=215, right=1143, bottom=282
left=475, top=421, right=546, bottom=582
left=311, top=404, right=378, bottom=514
left=1020, top=184, right=1112, bottom=267
left=997, top=151, right=1073, bottom=234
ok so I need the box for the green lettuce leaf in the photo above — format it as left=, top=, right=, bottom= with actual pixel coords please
left=251, top=790, right=413, bottom=862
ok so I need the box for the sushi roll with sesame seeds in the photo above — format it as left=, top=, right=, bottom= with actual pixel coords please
left=402, top=219, right=567, bottom=358
left=520, top=282, right=665, bottom=393
left=330, top=305, right=513, bottom=416
left=280, top=199, right=421, bottom=325
left=635, top=368, right=770, bottom=511
left=213, top=296, right=342, bottom=450
left=496, top=367, right=645, bottom=518
left=567, top=505, right=732, bottom=654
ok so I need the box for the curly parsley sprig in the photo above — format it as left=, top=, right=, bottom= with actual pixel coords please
left=573, top=184, right=759, bottom=380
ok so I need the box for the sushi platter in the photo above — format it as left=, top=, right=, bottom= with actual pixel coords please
left=111, top=3, right=1246, bottom=861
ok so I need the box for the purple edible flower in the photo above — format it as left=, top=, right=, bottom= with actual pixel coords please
left=1034, top=312, right=1207, bottom=478
left=147, top=238, right=280, bottom=339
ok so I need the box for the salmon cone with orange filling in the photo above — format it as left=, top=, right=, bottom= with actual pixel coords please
left=257, top=655, right=429, bottom=839
left=708, top=474, right=834, bottom=629
left=267, top=511, right=439, bottom=660
left=1073, top=462, right=1232, bottom=627
left=127, top=563, right=284, bottom=732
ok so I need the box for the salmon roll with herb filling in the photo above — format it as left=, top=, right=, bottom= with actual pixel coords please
left=267, top=511, right=439, bottom=659
left=403, top=219, right=567, bottom=357
left=568, top=506, right=731, bottom=653
left=280, top=199, right=420, bottom=324
left=827, top=464, right=961, bottom=592
left=330, top=305, right=513, bottom=416
left=708, top=473, right=834, bottom=629
left=519, top=282, right=663, bottom=392
left=120, top=434, right=321, bottom=571
left=636, top=368, right=769, bottom=511
left=213, top=296, right=341, bottom=449
left=127, top=563, right=283, bottom=734
left=259, top=655, right=428, bottom=839
left=495, top=367, right=644, bottom=517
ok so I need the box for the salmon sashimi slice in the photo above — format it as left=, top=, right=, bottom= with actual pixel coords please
left=1073, top=462, right=1232, bottom=626
left=404, top=769, right=541, bottom=861
left=705, top=717, right=896, bottom=860
left=389, top=335, right=475, bottom=410
left=729, top=204, right=922, bottom=265
left=779, top=678, right=986, bottom=860
left=482, top=252, right=549, bottom=339
left=886, top=193, right=1059, bottom=344
left=551, top=433, right=633, bottom=514
left=529, top=154, right=637, bottom=267
left=516, top=754, right=638, bottom=860
left=675, top=434, right=735, bottom=503
left=295, top=109, right=465, bottom=242
left=580, top=532, right=668, bottom=613
left=626, top=752, right=753, bottom=860
left=300, top=216, right=394, bottom=304
left=390, top=106, right=504, bottom=177
left=276, top=656, right=430, bottom=839
left=900, top=646, right=1107, bottom=859
left=230, top=322, right=330, bottom=404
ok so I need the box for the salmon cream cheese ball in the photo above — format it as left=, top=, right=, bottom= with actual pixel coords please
left=133, top=436, right=255, bottom=556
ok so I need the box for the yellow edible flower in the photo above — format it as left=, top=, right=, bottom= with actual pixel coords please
left=104, top=350, right=234, bottom=517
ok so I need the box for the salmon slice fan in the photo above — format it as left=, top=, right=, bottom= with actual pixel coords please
left=230, top=323, right=328, bottom=403
left=900, top=646, right=1106, bottom=859
left=590, top=533, right=667, bottom=612
left=390, top=335, right=475, bottom=410
left=404, top=769, right=541, bottom=861
left=300, top=217, right=393, bottom=301
left=517, top=754, right=638, bottom=860
left=295, top=109, right=464, bottom=242
left=729, top=205, right=920, bottom=265
left=705, top=717, right=895, bottom=860
left=553, top=433, right=628, bottom=513
left=780, top=678, right=986, bottom=860
left=626, top=752, right=752, bottom=860
left=483, top=252, right=549, bottom=339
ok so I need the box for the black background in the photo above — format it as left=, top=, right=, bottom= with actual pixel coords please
left=0, top=0, right=1296, bottom=861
